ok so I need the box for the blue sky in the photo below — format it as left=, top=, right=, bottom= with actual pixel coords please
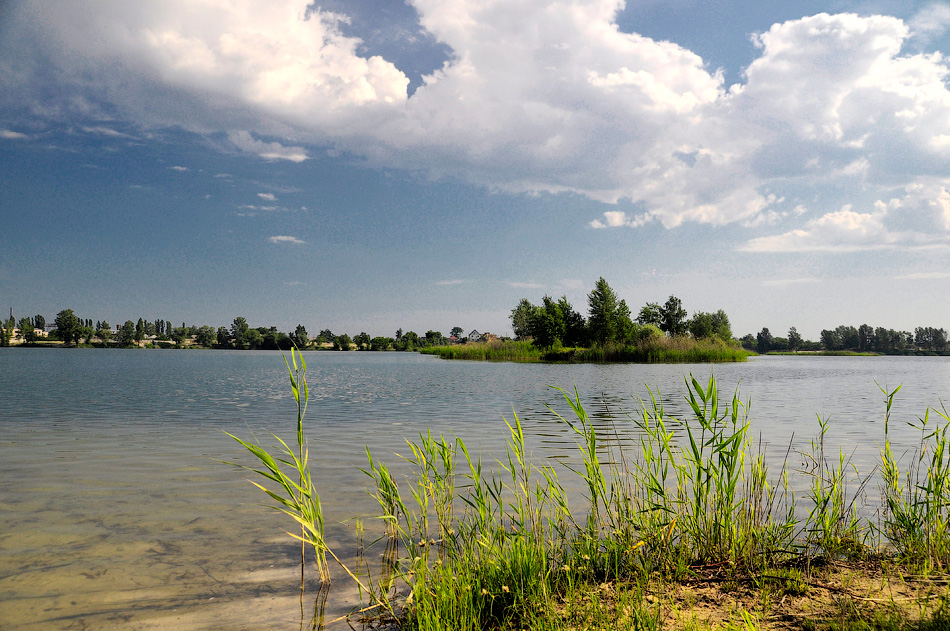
left=2, top=0, right=950, bottom=340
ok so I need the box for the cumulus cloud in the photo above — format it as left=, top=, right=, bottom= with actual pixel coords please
left=5, top=4, right=950, bottom=240
left=268, top=235, right=305, bottom=244
left=0, top=129, right=28, bottom=139
left=257, top=192, right=276, bottom=201
left=229, top=130, right=308, bottom=162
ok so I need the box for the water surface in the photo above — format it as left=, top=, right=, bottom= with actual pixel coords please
left=1, top=349, right=948, bottom=629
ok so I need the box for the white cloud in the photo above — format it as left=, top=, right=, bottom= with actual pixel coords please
left=0, top=129, right=28, bottom=139
left=910, top=4, right=950, bottom=45
left=229, top=130, right=308, bottom=162
left=7, top=4, right=950, bottom=237
left=268, top=235, right=305, bottom=244
left=168, top=165, right=188, bottom=171
left=257, top=192, right=276, bottom=201
left=895, top=271, right=950, bottom=280
left=508, top=281, right=544, bottom=289
left=81, top=125, right=134, bottom=138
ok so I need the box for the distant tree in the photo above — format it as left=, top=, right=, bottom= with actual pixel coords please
left=34, top=314, right=46, bottom=331
left=96, top=321, right=113, bottom=344
left=18, top=317, right=36, bottom=344
left=118, top=320, right=136, bottom=347
left=531, top=295, right=565, bottom=349
left=450, top=326, right=464, bottom=340
left=195, top=325, right=216, bottom=347
left=857, top=324, right=874, bottom=352
left=787, top=327, right=803, bottom=352
left=425, top=330, right=446, bottom=346
left=216, top=326, right=229, bottom=347
left=820, top=329, right=839, bottom=351
left=558, top=296, right=588, bottom=347
left=231, top=317, right=250, bottom=349
left=510, top=298, right=537, bottom=341
left=144, top=320, right=156, bottom=337
left=395, top=328, right=403, bottom=342
left=587, top=277, right=620, bottom=346
left=370, top=336, right=393, bottom=351
left=334, top=333, right=353, bottom=350
left=54, top=309, right=81, bottom=345
left=292, top=324, right=309, bottom=348
left=688, top=311, right=715, bottom=340
left=660, top=295, right=688, bottom=337
left=354, top=331, right=371, bottom=350
left=135, top=318, right=145, bottom=342
left=636, top=302, right=663, bottom=328
left=756, top=327, right=774, bottom=354
left=739, top=333, right=756, bottom=351
left=246, top=328, right=263, bottom=350
left=400, top=331, right=419, bottom=350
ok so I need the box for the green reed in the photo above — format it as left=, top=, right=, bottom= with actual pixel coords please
left=225, top=347, right=330, bottom=583
left=230, top=358, right=950, bottom=629
left=879, top=383, right=950, bottom=571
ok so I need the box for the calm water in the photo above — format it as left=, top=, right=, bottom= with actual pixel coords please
left=1, top=349, right=949, bottom=629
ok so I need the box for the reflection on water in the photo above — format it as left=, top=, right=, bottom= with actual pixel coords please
left=1, top=349, right=948, bottom=629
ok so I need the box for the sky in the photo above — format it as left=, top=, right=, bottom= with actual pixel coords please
left=2, top=0, right=950, bottom=341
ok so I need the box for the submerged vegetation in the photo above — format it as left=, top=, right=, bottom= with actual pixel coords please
left=229, top=358, right=950, bottom=629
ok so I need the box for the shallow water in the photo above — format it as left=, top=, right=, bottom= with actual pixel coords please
left=1, top=349, right=948, bottom=629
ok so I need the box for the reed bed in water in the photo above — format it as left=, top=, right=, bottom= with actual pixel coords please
left=230, top=364, right=950, bottom=630
left=421, top=337, right=750, bottom=363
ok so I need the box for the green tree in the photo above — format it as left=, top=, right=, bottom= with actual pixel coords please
left=135, top=318, right=145, bottom=342
left=587, top=277, right=620, bottom=346
left=292, top=324, right=309, bottom=348
left=558, top=296, right=588, bottom=347
left=756, top=327, right=774, bottom=354
left=54, top=309, right=81, bottom=345
left=334, top=333, right=353, bottom=350
left=246, top=328, right=263, bottom=349
left=425, top=330, right=446, bottom=346
left=660, top=295, right=688, bottom=337
left=637, top=302, right=663, bottom=328
left=354, top=331, right=371, bottom=350
left=96, top=321, right=113, bottom=344
left=510, top=298, right=537, bottom=341
left=530, top=295, right=565, bottom=349
left=195, top=325, right=216, bottom=347
left=787, top=326, right=803, bottom=352
left=18, top=317, right=36, bottom=344
left=231, top=317, right=250, bottom=349
left=370, top=336, right=393, bottom=351
left=118, top=320, right=136, bottom=347
left=688, top=311, right=715, bottom=339
left=450, top=326, right=464, bottom=340
left=34, top=314, right=46, bottom=332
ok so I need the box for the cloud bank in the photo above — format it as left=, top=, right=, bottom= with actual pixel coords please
left=5, top=2, right=950, bottom=251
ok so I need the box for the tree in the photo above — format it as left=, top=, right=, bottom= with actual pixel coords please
left=292, top=324, right=309, bottom=348
left=450, top=326, right=464, bottom=340
left=54, top=309, right=81, bottom=345
left=354, top=331, right=371, bottom=350
left=510, top=298, right=537, bottom=341
left=756, top=327, right=774, bottom=354
left=660, top=295, right=688, bottom=337
left=96, top=321, right=113, bottom=344
left=587, top=277, right=620, bottom=346
left=637, top=302, right=663, bottom=328
left=425, top=330, right=446, bottom=346
left=688, top=311, right=715, bottom=340
left=195, top=325, right=216, bottom=347
left=34, top=314, right=46, bottom=332
left=334, top=333, right=353, bottom=350
left=18, top=317, right=36, bottom=344
left=118, top=320, right=136, bottom=347
left=530, top=295, right=565, bottom=349
left=370, top=336, right=393, bottom=351
left=246, top=328, right=263, bottom=349
left=135, top=318, right=145, bottom=342
left=787, top=327, right=802, bottom=352
left=558, top=296, right=588, bottom=347
left=231, top=317, right=250, bottom=349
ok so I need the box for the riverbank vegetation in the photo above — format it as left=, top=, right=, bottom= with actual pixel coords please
left=231, top=359, right=950, bottom=630
left=741, top=324, right=950, bottom=356
left=422, top=277, right=749, bottom=363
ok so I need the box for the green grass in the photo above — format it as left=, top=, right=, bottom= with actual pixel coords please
left=421, top=337, right=750, bottom=363
left=229, top=366, right=950, bottom=630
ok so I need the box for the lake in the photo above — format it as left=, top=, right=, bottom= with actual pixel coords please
left=1, top=349, right=948, bottom=629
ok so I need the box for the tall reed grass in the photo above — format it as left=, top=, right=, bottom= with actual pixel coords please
left=229, top=365, right=950, bottom=629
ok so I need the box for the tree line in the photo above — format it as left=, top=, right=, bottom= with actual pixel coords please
left=510, top=277, right=733, bottom=350
left=743, top=324, right=949, bottom=354
left=1, top=308, right=469, bottom=352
